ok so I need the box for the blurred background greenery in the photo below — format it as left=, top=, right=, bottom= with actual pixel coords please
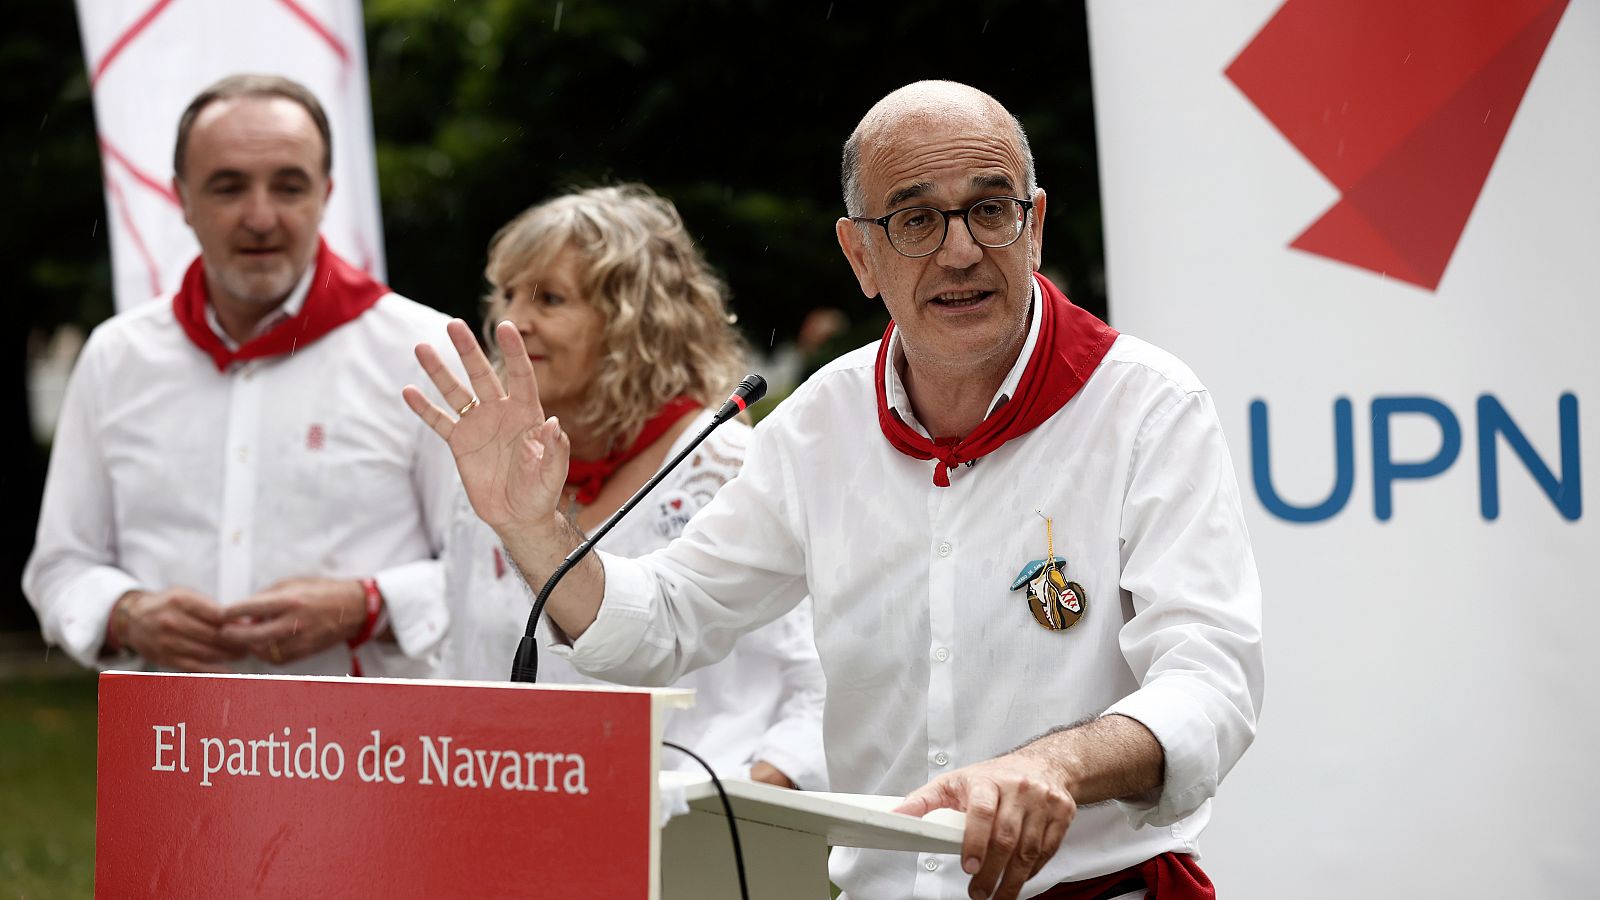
left=1, top=1, right=1103, bottom=895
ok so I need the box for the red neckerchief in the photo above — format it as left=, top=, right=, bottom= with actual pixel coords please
left=874, top=272, right=1118, bottom=487
left=565, top=397, right=703, bottom=505
left=1032, top=851, right=1214, bottom=900
left=173, top=239, right=389, bottom=372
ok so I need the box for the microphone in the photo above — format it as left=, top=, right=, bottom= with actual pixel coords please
left=510, top=375, right=768, bottom=683
left=712, top=375, right=767, bottom=425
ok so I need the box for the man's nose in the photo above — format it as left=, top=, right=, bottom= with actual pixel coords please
left=240, top=188, right=277, bottom=233
left=935, top=214, right=984, bottom=269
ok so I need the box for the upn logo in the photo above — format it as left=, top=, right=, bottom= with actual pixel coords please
left=1250, top=394, right=1580, bottom=523
left=1226, top=0, right=1571, bottom=290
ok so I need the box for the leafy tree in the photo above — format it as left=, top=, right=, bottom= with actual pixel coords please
left=365, top=0, right=1105, bottom=338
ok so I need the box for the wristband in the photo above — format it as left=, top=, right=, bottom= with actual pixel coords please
left=349, top=578, right=383, bottom=648
left=347, top=578, right=383, bottom=677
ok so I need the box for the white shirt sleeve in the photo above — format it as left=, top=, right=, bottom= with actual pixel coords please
left=370, top=410, right=460, bottom=659
left=1104, top=389, right=1265, bottom=827
left=22, top=331, right=143, bottom=667
left=740, top=599, right=829, bottom=791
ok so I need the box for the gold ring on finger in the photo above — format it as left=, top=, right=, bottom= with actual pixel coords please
left=457, top=397, right=480, bottom=417
left=269, top=641, right=282, bottom=663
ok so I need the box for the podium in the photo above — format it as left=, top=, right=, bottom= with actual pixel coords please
left=95, top=672, right=963, bottom=898
left=660, top=771, right=963, bottom=900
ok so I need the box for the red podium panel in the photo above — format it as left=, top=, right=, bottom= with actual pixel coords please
left=95, top=673, right=657, bottom=899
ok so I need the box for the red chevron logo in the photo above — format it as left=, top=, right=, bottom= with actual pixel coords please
left=1227, top=0, right=1570, bottom=290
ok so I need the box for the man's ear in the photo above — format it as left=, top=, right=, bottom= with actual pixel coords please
left=173, top=177, right=193, bottom=228
left=1029, top=187, right=1047, bottom=272
left=835, top=217, right=880, bottom=299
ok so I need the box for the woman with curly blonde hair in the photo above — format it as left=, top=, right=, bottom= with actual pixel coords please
left=434, top=184, right=827, bottom=791
left=480, top=184, right=748, bottom=508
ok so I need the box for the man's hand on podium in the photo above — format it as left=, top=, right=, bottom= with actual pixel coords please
left=893, top=715, right=1165, bottom=900
left=894, top=752, right=1075, bottom=900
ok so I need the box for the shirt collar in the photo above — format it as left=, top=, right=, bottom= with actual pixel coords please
left=883, top=277, right=1044, bottom=439
left=204, top=264, right=315, bottom=351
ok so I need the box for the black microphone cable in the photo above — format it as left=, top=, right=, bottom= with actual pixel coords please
left=510, top=375, right=767, bottom=683
left=662, top=741, right=749, bottom=900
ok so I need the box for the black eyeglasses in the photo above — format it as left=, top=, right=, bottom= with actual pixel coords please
left=850, top=196, right=1035, bottom=258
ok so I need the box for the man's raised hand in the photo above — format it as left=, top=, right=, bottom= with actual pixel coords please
left=403, top=319, right=570, bottom=537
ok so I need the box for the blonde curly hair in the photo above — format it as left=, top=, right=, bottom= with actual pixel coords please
left=483, top=184, right=748, bottom=450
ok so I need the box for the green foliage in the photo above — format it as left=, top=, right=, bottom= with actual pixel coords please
left=363, top=1, right=1107, bottom=344
left=9, top=0, right=1106, bottom=353
left=4, top=2, right=114, bottom=334
left=0, top=676, right=98, bottom=899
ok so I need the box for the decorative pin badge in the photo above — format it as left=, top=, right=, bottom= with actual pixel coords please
left=1009, top=513, right=1087, bottom=631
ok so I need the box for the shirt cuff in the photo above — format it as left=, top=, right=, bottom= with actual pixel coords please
left=372, top=559, right=449, bottom=659
left=556, top=551, right=657, bottom=674
left=1104, top=679, right=1221, bottom=828
left=48, top=566, right=144, bottom=668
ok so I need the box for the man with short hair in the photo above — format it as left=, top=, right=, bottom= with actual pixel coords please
left=406, top=80, right=1262, bottom=900
left=26, top=74, right=461, bottom=677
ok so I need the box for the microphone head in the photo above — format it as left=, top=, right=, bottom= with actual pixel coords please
left=714, top=374, right=768, bottom=422
left=735, top=374, right=768, bottom=406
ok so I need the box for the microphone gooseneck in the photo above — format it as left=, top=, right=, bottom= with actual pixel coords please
left=510, top=375, right=768, bottom=683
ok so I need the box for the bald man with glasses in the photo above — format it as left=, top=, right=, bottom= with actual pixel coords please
left=406, top=80, right=1263, bottom=900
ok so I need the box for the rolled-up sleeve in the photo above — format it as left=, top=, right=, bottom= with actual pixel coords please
left=1104, top=389, right=1265, bottom=827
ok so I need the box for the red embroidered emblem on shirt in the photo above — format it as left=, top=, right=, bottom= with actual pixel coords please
left=492, top=547, right=506, bottom=579
left=306, top=424, right=326, bottom=451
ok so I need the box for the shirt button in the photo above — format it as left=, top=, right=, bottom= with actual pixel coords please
left=923, top=858, right=939, bottom=871
left=933, top=646, right=950, bottom=662
left=231, top=530, right=242, bottom=545
left=933, top=751, right=949, bottom=767
left=937, top=541, right=952, bottom=557
left=237, top=447, right=249, bottom=463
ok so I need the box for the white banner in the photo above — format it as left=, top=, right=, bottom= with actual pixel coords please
left=77, top=0, right=384, bottom=309
left=1089, top=0, right=1595, bottom=895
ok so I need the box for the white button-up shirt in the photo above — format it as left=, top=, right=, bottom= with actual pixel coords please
left=23, top=274, right=464, bottom=677
left=440, top=410, right=829, bottom=790
left=560, top=288, right=1264, bottom=899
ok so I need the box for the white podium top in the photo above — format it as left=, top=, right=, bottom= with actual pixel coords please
left=660, top=770, right=965, bottom=854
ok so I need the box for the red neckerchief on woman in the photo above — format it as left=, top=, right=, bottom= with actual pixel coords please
left=1032, top=851, right=1214, bottom=900
left=565, top=397, right=703, bottom=505
left=874, top=272, right=1118, bottom=487
left=173, top=239, right=390, bottom=372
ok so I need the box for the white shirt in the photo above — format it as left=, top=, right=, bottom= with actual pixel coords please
left=560, top=291, right=1265, bottom=899
left=440, top=410, right=829, bottom=790
left=23, top=269, right=465, bottom=677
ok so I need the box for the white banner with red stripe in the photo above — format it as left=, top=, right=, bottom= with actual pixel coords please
left=77, top=0, right=385, bottom=309
left=1089, top=0, right=1596, bottom=896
